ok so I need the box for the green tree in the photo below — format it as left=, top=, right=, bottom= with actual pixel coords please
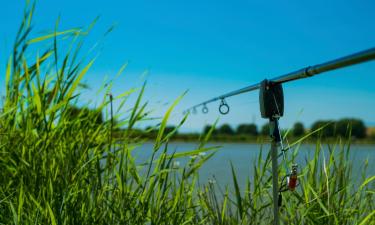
left=292, top=122, right=305, bottom=137
left=311, top=120, right=335, bottom=138
left=203, top=125, right=217, bottom=135
left=218, top=124, right=234, bottom=135
left=336, top=118, right=366, bottom=138
left=236, top=124, right=258, bottom=136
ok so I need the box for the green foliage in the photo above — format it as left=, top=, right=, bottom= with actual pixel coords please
left=311, top=119, right=367, bottom=139
left=203, top=124, right=217, bottom=135
left=0, top=3, right=373, bottom=225
left=236, top=123, right=258, bottom=136
left=64, top=105, right=104, bottom=125
left=292, top=121, right=305, bottom=137
left=200, top=139, right=375, bottom=224
left=0, top=5, right=216, bottom=224
left=164, top=126, right=178, bottom=135
left=336, top=118, right=366, bottom=138
left=311, top=120, right=336, bottom=138
left=218, top=124, right=235, bottom=135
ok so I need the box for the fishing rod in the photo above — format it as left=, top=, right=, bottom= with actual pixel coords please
left=186, top=47, right=375, bottom=225
left=186, top=47, right=375, bottom=114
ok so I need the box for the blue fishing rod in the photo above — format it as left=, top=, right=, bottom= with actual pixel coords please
left=186, top=47, right=375, bottom=225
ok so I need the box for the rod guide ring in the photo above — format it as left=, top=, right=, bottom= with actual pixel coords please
left=219, top=99, right=230, bottom=115
left=202, top=105, right=209, bottom=114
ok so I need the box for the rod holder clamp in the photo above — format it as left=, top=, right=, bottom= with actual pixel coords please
left=259, top=79, right=284, bottom=119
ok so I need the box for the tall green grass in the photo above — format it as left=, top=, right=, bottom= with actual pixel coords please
left=0, top=4, right=374, bottom=224
left=199, top=140, right=374, bottom=224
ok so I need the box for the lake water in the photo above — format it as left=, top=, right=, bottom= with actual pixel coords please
left=132, top=142, right=375, bottom=189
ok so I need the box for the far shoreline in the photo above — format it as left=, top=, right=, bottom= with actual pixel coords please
left=124, top=133, right=375, bottom=145
left=166, top=138, right=375, bottom=145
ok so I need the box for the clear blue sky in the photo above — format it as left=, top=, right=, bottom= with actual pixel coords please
left=1, top=0, right=375, bottom=132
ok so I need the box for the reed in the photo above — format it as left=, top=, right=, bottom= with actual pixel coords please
left=0, top=3, right=373, bottom=224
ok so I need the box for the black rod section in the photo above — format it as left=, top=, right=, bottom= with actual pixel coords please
left=187, top=47, right=375, bottom=111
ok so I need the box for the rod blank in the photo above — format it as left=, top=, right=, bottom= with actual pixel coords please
left=187, top=47, right=375, bottom=111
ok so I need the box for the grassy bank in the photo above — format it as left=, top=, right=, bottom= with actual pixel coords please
left=0, top=4, right=374, bottom=224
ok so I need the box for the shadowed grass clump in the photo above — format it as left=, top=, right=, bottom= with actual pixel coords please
left=0, top=4, right=374, bottom=225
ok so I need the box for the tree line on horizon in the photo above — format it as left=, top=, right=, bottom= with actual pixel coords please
left=200, top=118, right=368, bottom=139
left=61, top=106, right=372, bottom=139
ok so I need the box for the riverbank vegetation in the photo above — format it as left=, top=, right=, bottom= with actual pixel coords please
left=130, top=119, right=375, bottom=144
left=0, top=4, right=374, bottom=224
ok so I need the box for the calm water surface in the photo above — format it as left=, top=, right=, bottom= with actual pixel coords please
left=133, top=142, right=375, bottom=189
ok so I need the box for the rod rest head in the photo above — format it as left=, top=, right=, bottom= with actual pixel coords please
left=259, top=79, right=284, bottom=119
